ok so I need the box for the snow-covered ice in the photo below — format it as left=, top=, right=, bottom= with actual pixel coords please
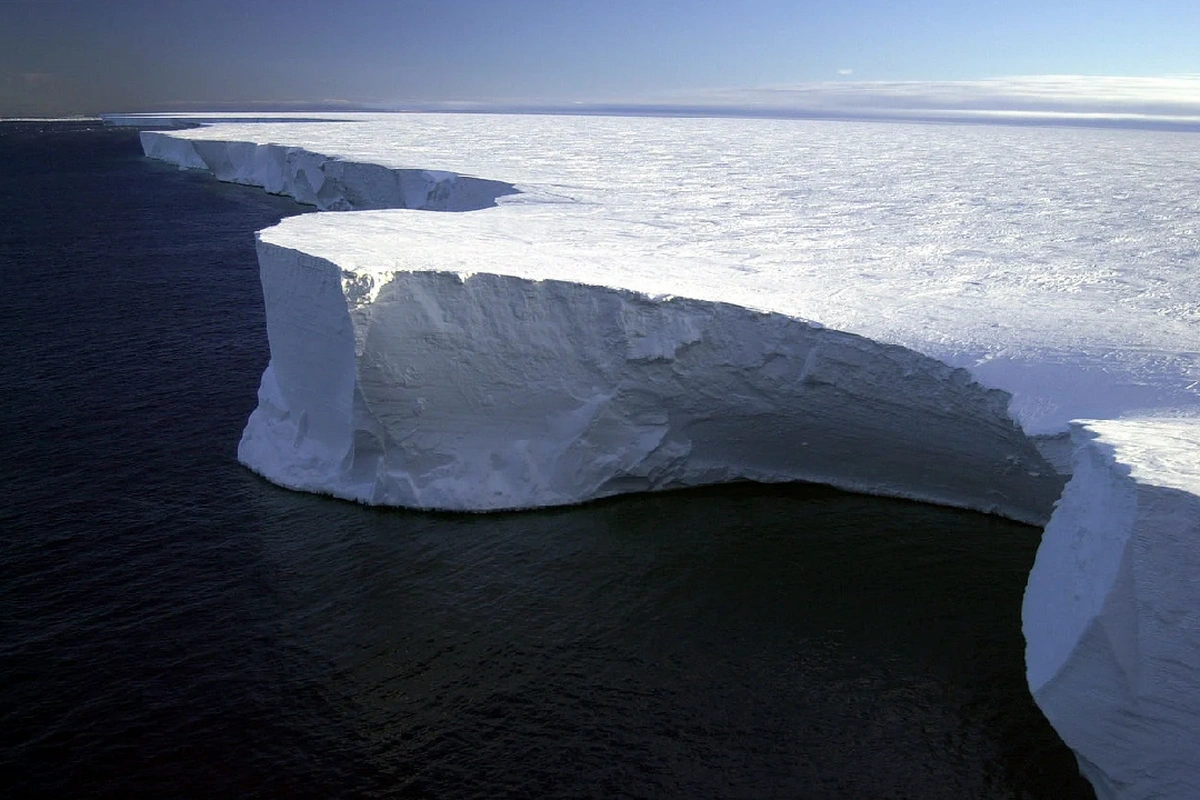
left=1024, top=417, right=1200, bottom=799
left=135, top=113, right=1200, bottom=435
left=243, top=219, right=1059, bottom=520
left=130, top=111, right=1200, bottom=798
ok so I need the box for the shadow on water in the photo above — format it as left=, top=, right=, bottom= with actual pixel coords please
left=238, top=477, right=1094, bottom=800
left=0, top=122, right=1092, bottom=798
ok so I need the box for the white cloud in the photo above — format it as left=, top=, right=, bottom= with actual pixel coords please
left=659, top=75, right=1200, bottom=124
left=837, top=69, right=853, bottom=76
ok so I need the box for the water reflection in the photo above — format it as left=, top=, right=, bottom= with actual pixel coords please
left=244, top=478, right=1091, bottom=799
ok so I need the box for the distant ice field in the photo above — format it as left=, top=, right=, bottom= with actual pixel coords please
left=158, top=112, right=1200, bottom=435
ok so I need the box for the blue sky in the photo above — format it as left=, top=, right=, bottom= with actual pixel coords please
left=1, top=0, right=1197, bottom=116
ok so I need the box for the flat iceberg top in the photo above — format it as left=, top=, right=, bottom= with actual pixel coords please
left=169, top=113, right=1198, bottom=433
left=141, top=113, right=1200, bottom=799
left=1022, top=413, right=1200, bottom=797
left=1078, top=416, right=1200, bottom=495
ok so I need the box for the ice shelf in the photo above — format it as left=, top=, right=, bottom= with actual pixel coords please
left=1025, top=418, right=1200, bottom=800
left=129, top=112, right=1200, bottom=799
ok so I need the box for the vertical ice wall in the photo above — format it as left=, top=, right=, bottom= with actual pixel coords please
left=237, top=229, right=1064, bottom=522
left=138, top=123, right=1200, bottom=798
left=140, top=130, right=516, bottom=211
left=1024, top=418, right=1200, bottom=800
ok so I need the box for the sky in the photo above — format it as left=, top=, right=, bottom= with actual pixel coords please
left=1, top=0, right=1198, bottom=118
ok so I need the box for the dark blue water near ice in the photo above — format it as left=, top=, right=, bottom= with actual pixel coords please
left=0, top=122, right=1093, bottom=799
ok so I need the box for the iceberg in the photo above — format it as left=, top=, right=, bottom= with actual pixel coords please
left=244, top=217, right=1059, bottom=519
left=128, top=112, right=1200, bottom=798
left=1024, top=418, right=1200, bottom=799
left=140, top=129, right=517, bottom=212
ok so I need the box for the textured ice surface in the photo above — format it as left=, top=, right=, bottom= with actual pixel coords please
left=138, top=113, right=1200, bottom=435
left=137, top=112, right=1200, bottom=797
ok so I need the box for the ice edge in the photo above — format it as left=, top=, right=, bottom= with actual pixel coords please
left=139, top=127, right=1062, bottom=524
left=138, top=122, right=1200, bottom=799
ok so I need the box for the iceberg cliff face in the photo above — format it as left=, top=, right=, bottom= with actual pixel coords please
left=143, top=124, right=1063, bottom=520
left=241, top=228, right=1060, bottom=520
left=1024, top=418, right=1200, bottom=799
left=141, top=130, right=516, bottom=212
left=137, top=113, right=1200, bottom=439
left=136, top=114, right=1200, bottom=798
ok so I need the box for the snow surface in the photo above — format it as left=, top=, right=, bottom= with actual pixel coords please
left=134, top=112, right=1200, bottom=798
left=137, top=113, right=1200, bottom=436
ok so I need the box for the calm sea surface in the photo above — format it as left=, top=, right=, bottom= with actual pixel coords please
left=0, top=122, right=1093, bottom=798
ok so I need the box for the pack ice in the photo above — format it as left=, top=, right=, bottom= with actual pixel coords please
left=132, top=112, right=1200, bottom=798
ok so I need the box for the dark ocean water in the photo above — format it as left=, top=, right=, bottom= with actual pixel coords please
left=0, top=122, right=1093, bottom=799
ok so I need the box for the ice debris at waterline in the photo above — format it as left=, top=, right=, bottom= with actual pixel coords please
left=128, top=112, right=1200, bottom=799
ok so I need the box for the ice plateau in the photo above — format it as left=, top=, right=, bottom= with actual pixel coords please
left=129, top=112, right=1200, bottom=799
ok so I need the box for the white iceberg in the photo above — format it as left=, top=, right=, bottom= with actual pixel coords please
left=129, top=111, right=1200, bottom=798
left=1025, top=417, right=1200, bottom=799
left=242, top=213, right=1060, bottom=519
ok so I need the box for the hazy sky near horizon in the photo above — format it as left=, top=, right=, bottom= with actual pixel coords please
left=1, top=0, right=1198, bottom=116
